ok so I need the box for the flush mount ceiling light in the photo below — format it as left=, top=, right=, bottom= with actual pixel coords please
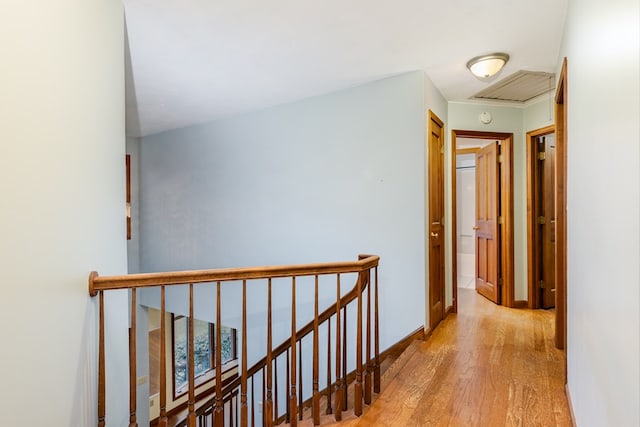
left=466, top=53, right=510, bottom=78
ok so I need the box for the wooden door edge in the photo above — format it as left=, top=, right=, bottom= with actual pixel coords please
left=554, top=58, right=568, bottom=353
left=451, top=131, right=458, bottom=314
left=500, top=135, right=515, bottom=308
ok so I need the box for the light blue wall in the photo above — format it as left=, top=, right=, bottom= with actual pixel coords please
left=524, top=95, right=554, bottom=132
left=425, top=72, right=448, bottom=122
left=559, top=0, right=639, bottom=425
left=139, top=71, right=429, bottom=356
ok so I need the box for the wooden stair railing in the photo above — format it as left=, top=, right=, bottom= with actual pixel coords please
left=180, top=256, right=378, bottom=427
left=89, top=254, right=380, bottom=427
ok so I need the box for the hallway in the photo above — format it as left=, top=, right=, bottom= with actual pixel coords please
left=338, top=288, right=572, bottom=426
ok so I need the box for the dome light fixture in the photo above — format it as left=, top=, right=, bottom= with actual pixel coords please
left=466, top=53, right=510, bottom=78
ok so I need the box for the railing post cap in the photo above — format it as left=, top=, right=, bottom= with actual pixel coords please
left=89, top=271, right=99, bottom=297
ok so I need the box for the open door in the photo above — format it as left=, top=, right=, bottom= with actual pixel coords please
left=539, top=134, right=556, bottom=308
left=475, top=141, right=500, bottom=304
left=428, top=111, right=445, bottom=329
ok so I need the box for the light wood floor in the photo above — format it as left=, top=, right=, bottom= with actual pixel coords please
left=330, top=288, right=573, bottom=426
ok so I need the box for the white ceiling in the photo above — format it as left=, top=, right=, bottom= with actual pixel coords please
left=124, top=0, right=568, bottom=137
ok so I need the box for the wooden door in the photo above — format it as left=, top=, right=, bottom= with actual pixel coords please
left=475, top=142, right=500, bottom=304
left=539, top=134, right=556, bottom=308
left=428, top=111, right=445, bottom=329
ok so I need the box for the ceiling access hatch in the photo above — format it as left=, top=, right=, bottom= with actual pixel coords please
left=472, top=70, right=555, bottom=102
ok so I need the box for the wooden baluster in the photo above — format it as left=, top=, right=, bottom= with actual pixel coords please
left=274, top=356, right=279, bottom=422
left=354, top=272, right=364, bottom=416
left=285, top=350, right=289, bottom=422
left=214, top=282, right=223, bottom=427
left=290, top=277, right=298, bottom=426
left=312, top=275, right=320, bottom=424
left=374, top=267, right=381, bottom=393
left=251, top=376, right=255, bottom=427
left=241, top=280, right=248, bottom=427
left=229, top=392, right=232, bottom=427
left=334, top=274, right=342, bottom=421
left=188, top=284, right=196, bottom=426
left=98, top=290, right=106, bottom=427
left=129, top=288, right=138, bottom=427
left=325, top=319, right=332, bottom=416
left=342, top=306, right=347, bottom=410
left=364, top=269, right=372, bottom=405
left=262, top=367, right=266, bottom=424
left=298, top=341, right=303, bottom=421
left=159, top=286, right=168, bottom=427
left=265, top=279, right=273, bottom=427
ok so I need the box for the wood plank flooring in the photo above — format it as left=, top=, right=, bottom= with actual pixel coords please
left=329, top=288, right=573, bottom=426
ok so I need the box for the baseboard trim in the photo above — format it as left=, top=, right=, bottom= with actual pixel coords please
left=513, top=300, right=528, bottom=308
left=445, top=305, right=454, bottom=316
left=565, top=384, right=577, bottom=427
left=379, top=326, right=426, bottom=361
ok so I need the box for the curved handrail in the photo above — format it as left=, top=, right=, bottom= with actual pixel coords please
left=89, top=254, right=379, bottom=296
left=174, top=256, right=376, bottom=426
left=89, top=254, right=379, bottom=427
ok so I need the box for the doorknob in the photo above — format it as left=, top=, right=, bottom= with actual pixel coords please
left=430, top=232, right=439, bottom=238
left=472, top=226, right=480, bottom=230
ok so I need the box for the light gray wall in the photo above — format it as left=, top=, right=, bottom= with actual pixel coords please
left=559, top=0, right=639, bottom=425
left=139, top=71, right=429, bottom=358
left=0, top=1, right=129, bottom=426
left=447, top=102, right=528, bottom=301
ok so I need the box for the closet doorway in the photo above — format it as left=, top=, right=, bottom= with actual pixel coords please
left=526, top=125, right=557, bottom=309
left=455, top=142, right=486, bottom=291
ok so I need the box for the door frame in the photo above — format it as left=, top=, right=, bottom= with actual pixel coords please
left=554, top=58, right=568, bottom=351
left=451, top=130, right=515, bottom=312
left=526, top=124, right=556, bottom=309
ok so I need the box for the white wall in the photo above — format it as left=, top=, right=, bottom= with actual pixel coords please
left=558, top=0, right=639, bottom=425
left=447, top=103, right=528, bottom=301
left=0, top=1, right=129, bottom=426
left=139, top=71, right=429, bottom=359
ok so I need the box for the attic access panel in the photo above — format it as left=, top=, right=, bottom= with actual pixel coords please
left=472, top=70, right=555, bottom=103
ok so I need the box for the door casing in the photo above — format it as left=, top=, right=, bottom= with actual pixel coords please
left=451, top=130, right=515, bottom=312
